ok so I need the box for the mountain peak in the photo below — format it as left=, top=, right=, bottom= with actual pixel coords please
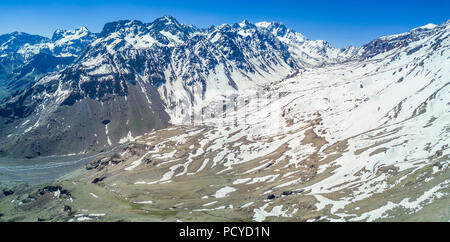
left=408, top=23, right=437, bottom=33
left=420, top=23, right=437, bottom=29
left=51, top=27, right=91, bottom=42
left=239, top=20, right=250, bottom=27
left=254, top=21, right=290, bottom=37
left=159, top=15, right=179, bottom=23
left=255, top=21, right=272, bottom=28
left=99, top=20, right=144, bottom=37
left=0, top=32, right=49, bottom=53
left=149, top=15, right=194, bottom=36
left=230, top=20, right=256, bottom=30
left=151, top=15, right=183, bottom=28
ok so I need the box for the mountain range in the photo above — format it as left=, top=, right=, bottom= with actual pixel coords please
left=2, top=16, right=446, bottom=159
left=0, top=16, right=448, bottom=222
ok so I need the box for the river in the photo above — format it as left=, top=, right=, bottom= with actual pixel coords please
left=0, top=144, right=125, bottom=185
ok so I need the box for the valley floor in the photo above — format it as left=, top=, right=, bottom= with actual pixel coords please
left=0, top=124, right=448, bottom=222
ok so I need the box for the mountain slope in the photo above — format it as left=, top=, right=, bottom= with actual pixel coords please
left=0, top=16, right=343, bottom=158
left=255, top=21, right=359, bottom=65
left=0, top=17, right=448, bottom=222
left=0, top=28, right=96, bottom=98
left=68, top=19, right=450, bottom=222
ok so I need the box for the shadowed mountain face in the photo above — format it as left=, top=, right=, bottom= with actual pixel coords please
left=3, top=53, right=76, bottom=99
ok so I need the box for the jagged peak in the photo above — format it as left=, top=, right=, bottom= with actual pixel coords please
left=238, top=20, right=251, bottom=27
left=254, top=21, right=296, bottom=39
left=230, top=20, right=259, bottom=30
left=149, top=15, right=187, bottom=30
left=147, top=15, right=196, bottom=38
left=212, top=23, right=231, bottom=31
left=99, top=20, right=145, bottom=37
left=54, top=26, right=89, bottom=33
left=255, top=21, right=308, bottom=43
left=51, top=27, right=91, bottom=42
left=154, top=15, right=180, bottom=25
left=255, top=21, right=287, bottom=30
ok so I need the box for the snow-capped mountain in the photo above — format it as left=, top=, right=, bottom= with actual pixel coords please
left=255, top=21, right=360, bottom=65
left=0, top=16, right=448, bottom=161
left=0, top=27, right=96, bottom=98
left=0, top=16, right=303, bottom=157
left=0, top=16, right=448, bottom=222
left=360, top=22, right=445, bottom=59
left=0, top=32, right=49, bottom=57
left=0, top=32, right=49, bottom=95
left=79, top=18, right=449, bottom=222
left=51, top=27, right=97, bottom=57
left=14, top=27, right=97, bottom=60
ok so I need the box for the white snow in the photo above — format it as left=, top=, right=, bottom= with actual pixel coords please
left=233, top=178, right=251, bottom=185
left=134, top=200, right=153, bottom=204
left=202, top=201, right=218, bottom=207
left=213, top=186, right=237, bottom=198
left=253, top=204, right=296, bottom=222
left=125, top=151, right=152, bottom=171
left=241, top=202, right=254, bottom=208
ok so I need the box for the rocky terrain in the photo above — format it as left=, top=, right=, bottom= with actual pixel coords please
left=0, top=16, right=358, bottom=158
left=0, top=17, right=448, bottom=222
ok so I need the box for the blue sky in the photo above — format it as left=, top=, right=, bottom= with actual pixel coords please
left=0, top=0, right=449, bottom=48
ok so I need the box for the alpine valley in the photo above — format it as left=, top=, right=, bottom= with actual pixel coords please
left=0, top=16, right=448, bottom=222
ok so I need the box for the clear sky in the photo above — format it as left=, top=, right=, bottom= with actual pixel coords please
left=0, top=0, right=449, bottom=48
